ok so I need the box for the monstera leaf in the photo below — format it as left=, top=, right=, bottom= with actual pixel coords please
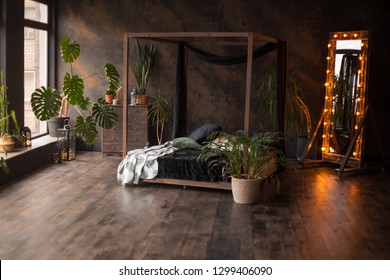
left=104, top=63, right=120, bottom=91
left=63, top=73, right=84, bottom=105
left=78, top=97, right=93, bottom=111
left=92, top=98, right=119, bottom=129
left=30, top=86, right=62, bottom=121
left=74, top=115, right=98, bottom=144
left=60, top=35, right=80, bottom=64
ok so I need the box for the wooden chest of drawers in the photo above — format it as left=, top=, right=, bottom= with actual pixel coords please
left=101, top=105, right=148, bottom=155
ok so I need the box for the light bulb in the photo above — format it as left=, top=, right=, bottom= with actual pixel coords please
left=322, top=134, right=328, bottom=138
left=333, top=33, right=339, bottom=38
left=353, top=33, right=359, bottom=38
left=326, top=56, right=332, bottom=61
left=321, top=147, right=327, bottom=152
left=343, top=33, right=349, bottom=38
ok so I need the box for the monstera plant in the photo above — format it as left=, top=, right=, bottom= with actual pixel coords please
left=30, top=35, right=119, bottom=144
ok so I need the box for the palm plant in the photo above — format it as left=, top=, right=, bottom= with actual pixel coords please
left=130, top=39, right=157, bottom=95
left=198, top=131, right=284, bottom=180
left=148, top=89, right=170, bottom=145
left=256, top=73, right=312, bottom=137
left=30, top=35, right=119, bottom=144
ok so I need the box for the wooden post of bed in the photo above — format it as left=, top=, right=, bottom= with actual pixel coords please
left=122, top=34, right=129, bottom=158
left=244, top=33, right=254, bottom=133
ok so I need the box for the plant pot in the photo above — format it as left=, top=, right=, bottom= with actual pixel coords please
left=136, top=95, right=149, bottom=105
left=0, top=135, right=15, bottom=153
left=47, top=117, right=70, bottom=137
left=105, top=94, right=114, bottom=104
left=231, top=176, right=261, bottom=204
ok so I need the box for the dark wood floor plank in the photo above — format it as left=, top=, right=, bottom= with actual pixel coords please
left=1, top=152, right=390, bottom=259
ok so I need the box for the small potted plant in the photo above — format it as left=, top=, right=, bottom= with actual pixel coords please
left=104, top=63, right=120, bottom=104
left=0, top=71, right=22, bottom=154
left=198, top=131, right=285, bottom=204
left=130, top=39, right=157, bottom=105
left=30, top=35, right=119, bottom=144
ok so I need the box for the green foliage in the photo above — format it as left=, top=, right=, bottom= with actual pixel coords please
left=1, top=156, right=9, bottom=174
left=198, top=131, right=285, bottom=180
left=130, top=40, right=157, bottom=94
left=104, top=63, right=120, bottom=94
left=148, top=89, right=170, bottom=145
left=256, top=73, right=312, bottom=136
left=30, top=35, right=119, bottom=144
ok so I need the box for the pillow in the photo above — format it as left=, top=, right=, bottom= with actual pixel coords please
left=188, top=123, right=222, bottom=144
left=172, top=137, right=203, bottom=150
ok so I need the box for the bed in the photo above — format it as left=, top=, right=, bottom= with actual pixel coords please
left=119, top=32, right=287, bottom=190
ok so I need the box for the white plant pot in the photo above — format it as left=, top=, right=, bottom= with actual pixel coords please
left=231, top=176, right=261, bottom=204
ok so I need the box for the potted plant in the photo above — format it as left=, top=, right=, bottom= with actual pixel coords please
left=256, top=73, right=312, bottom=158
left=30, top=35, right=119, bottom=144
left=0, top=71, right=22, bottom=154
left=198, top=131, right=285, bottom=204
left=104, top=63, right=120, bottom=104
left=130, top=39, right=157, bottom=105
left=148, top=89, right=170, bottom=145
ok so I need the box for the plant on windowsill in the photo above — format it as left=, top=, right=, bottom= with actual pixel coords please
left=198, top=131, right=286, bottom=204
left=130, top=39, right=157, bottom=105
left=30, top=35, right=119, bottom=144
left=1, top=71, right=24, bottom=173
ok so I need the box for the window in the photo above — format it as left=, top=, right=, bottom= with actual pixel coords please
left=24, top=0, right=50, bottom=137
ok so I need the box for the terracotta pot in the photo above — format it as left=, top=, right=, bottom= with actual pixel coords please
left=105, top=94, right=114, bottom=104
left=136, top=95, right=149, bottom=105
left=0, top=135, right=15, bottom=153
left=231, top=176, right=261, bottom=204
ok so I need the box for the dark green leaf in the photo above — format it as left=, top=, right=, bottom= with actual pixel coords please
left=104, top=63, right=120, bottom=91
left=30, top=86, right=62, bottom=120
left=74, top=115, right=98, bottom=144
left=92, top=98, right=119, bottom=129
left=60, top=35, right=80, bottom=64
left=63, top=73, right=84, bottom=105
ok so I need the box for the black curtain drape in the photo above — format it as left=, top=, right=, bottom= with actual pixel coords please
left=172, top=42, right=279, bottom=139
left=172, top=43, right=187, bottom=139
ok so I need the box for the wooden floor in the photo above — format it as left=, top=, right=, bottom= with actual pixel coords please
left=1, top=152, right=390, bottom=260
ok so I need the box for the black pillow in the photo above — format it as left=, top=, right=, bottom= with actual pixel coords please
left=189, top=123, right=222, bottom=144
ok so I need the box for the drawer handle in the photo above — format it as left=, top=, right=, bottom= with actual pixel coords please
left=134, top=127, right=138, bottom=131
left=113, top=127, right=117, bottom=131
left=111, top=136, right=117, bottom=141
left=111, top=146, right=117, bottom=151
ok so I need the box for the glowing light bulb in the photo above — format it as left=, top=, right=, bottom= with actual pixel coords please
left=326, top=69, right=332, bottom=74
left=323, top=121, right=328, bottom=126
left=343, top=33, right=349, bottom=38
left=356, top=111, right=361, bottom=116
left=333, top=33, right=339, bottom=39
left=353, top=33, right=359, bottom=38
left=327, top=43, right=333, bottom=48
left=324, top=108, right=329, bottom=113
left=353, top=152, right=359, bottom=157
left=322, top=134, right=328, bottom=138
left=326, top=56, right=332, bottom=61
left=355, top=125, right=358, bottom=130
left=321, top=147, right=327, bottom=152
left=324, top=82, right=331, bottom=87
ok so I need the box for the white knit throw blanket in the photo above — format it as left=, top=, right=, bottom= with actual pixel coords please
left=117, top=141, right=177, bottom=185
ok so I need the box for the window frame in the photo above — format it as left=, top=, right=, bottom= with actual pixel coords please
left=23, top=0, right=56, bottom=138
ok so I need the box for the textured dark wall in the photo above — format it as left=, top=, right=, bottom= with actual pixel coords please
left=56, top=0, right=388, bottom=156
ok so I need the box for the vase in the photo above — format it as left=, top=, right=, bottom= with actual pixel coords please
left=105, top=94, right=114, bottom=104
left=136, top=95, right=149, bottom=105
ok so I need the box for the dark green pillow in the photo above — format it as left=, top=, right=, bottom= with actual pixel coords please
left=172, top=137, right=203, bottom=150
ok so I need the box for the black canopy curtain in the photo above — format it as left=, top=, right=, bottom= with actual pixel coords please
left=172, top=41, right=280, bottom=139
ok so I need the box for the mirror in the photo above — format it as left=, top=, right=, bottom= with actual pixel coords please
left=322, top=30, right=369, bottom=168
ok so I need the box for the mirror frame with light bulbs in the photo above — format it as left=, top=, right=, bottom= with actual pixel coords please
left=321, top=30, right=369, bottom=169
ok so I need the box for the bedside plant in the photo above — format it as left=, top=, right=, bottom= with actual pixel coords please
left=148, top=89, right=170, bottom=145
left=30, top=35, right=119, bottom=144
left=104, top=63, right=120, bottom=104
left=130, top=39, right=157, bottom=104
left=199, top=131, right=285, bottom=204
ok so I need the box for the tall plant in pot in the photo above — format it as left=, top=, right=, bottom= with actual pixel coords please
left=199, top=131, right=285, bottom=204
left=130, top=39, right=157, bottom=105
left=30, top=35, right=119, bottom=144
left=0, top=71, right=22, bottom=154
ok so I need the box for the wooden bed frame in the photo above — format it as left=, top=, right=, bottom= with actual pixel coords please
left=122, top=32, right=287, bottom=190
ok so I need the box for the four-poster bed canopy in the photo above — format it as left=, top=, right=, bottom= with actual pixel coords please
left=122, top=32, right=287, bottom=158
left=119, top=32, right=287, bottom=190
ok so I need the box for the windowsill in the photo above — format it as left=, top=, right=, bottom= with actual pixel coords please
left=1, top=135, right=57, bottom=160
